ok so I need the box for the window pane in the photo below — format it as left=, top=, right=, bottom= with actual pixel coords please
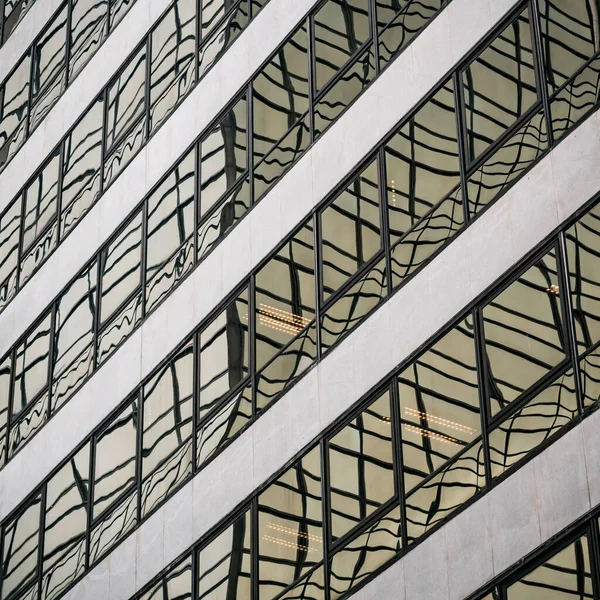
left=52, top=262, right=97, bottom=412
left=321, top=158, right=381, bottom=300
left=255, top=219, right=316, bottom=372
left=506, top=533, right=593, bottom=599
left=0, top=54, right=30, bottom=168
left=100, top=213, right=142, bottom=325
left=566, top=205, right=600, bottom=352
left=253, top=26, right=309, bottom=165
left=463, top=9, right=537, bottom=162
left=106, top=45, right=146, bottom=152
left=399, top=317, right=480, bottom=493
left=42, top=445, right=89, bottom=600
left=93, top=400, right=138, bottom=518
left=313, top=42, right=376, bottom=140
left=61, top=99, right=103, bottom=237
left=21, top=152, right=60, bottom=285
left=489, top=369, right=577, bottom=479
left=30, top=6, right=67, bottom=129
left=149, top=0, right=196, bottom=132
left=328, top=390, right=395, bottom=540
left=405, top=439, right=485, bottom=541
left=198, top=1, right=250, bottom=79
left=2, top=0, right=34, bottom=43
left=69, top=0, right=108, bottom=80
left=141, top=341, right=193, bottom=517
left=482, top=249, right=565, bottom=415
left=146, top=148, right=195, bottom=314
left=198, top=510, right=251, bottom=600
left=140, top=556, right=192, bottom=600
left=329, top=505, right=402, bottom=599
left=12, top=312, right=51, bottom=419
left=201, top=0, right=232, bottom=39
left=580, top=346, right=600, bottom=409
left=259, top=446, right=323, bottom=600
left=199, top=288, right=249, bottom=420
left=540, top=0, right=600, bottom=93
left=1, top=495, right=41, bottom=599
left=200, top=96, right=248, bottom=219
left=0, top=198, right=20, bottom=310
left=385, top=80, right=460, bottom=245
left=313, top=0, right=370, bottom=92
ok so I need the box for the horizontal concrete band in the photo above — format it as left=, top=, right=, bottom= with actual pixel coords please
left=56, top=64, right=600, bottom=600
left=0, top=0, right=64, bottom=84
left=0, top=0, right=319, bottom=357
left=0, top=0, right=173, bottom=211
left=351, top=400, right=600, bottom=600
left=0, top=0, right=513, bottom=525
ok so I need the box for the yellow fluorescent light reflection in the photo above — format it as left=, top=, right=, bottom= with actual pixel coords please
left=404, top=407, right=475, bottom=435
left=244, top=304, right=311, bottom=336
left=267, top=523, right=322, bottom=543
left=403, top=424, right=460, bottom=446
left=262, top=535, right=317, bottom=553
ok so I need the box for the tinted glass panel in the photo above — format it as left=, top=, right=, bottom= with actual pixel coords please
left=482, top=249, right=565, bottom=415
left=463, top=9, right=537, bottom=162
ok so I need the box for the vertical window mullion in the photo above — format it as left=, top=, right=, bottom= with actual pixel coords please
left=378, top=147, right=392, bottom=297
left=453, top=70, right=470, bottom=226
left=35, top=484, right=47, bottom=600
left=319, top=437, right=331, bottom=600
left=135, top=390, right=143, bottom=523
left=314, top=212, right=323, bottom=361
left=557, top=231, right=585, bottom=416
left=529, top=0, right=554, bottom=148
left=85, top=436, right=96, bottom=570
left=145, top=35, right=151, bottom=139
left=64, top=0, right=73, bottom=87
left=472, top=306, right=493, bottom=489
left=307, top=14, right=316, bottom=145
left=389, top=379, right=408, bottom=549
left=251, top=496, right=259, bottom=600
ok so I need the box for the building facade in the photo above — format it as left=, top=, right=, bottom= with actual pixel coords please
left=0, top=0, right=599, bottom=599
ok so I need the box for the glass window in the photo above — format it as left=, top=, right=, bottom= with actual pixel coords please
left=141, top=341, right=193, bottom=517
left=93, top=400, right=138, bottom=519
left=20, top=152, right=60, bottom=286
left=110, top=0, right=132, bottom=29
left=60, top=99, right=103, bottom=237
left=328, top=390, right=395, bottom=540
left=145, top=148, right=195, bottom=314
left=540, top=0, right=600, bottom=93
left=198, top=288, right=249, bottom=421
left=0, top=54, right=30, bottom=168
left=385, top=81, right=460, bottom=245
left=97, top=214, right=143, bottom=366
left=482, top=249, right=566, bottom=415
left=463, top=9, right=537, bottom=163
left=1, top=495, right=41, bottom=599
left=398, top=317, right=480, bottom=493
left=489, top=368, right=577, bottom=479
left=258, top=446, right=323, bottom=600
left=313, top=0, right=370, bottom=92
left=198, top=510, right=251, bottom=600
left=0, top=198, right=21, bottom=310
left=199, top=96, right=248, bottom=219
left=106, top=44, right=147, bottom=153
left=255, top=219, right=316, bottom=373
left=580, top=345, right=600, bottom=409
left=12, top=312, right=51, bottom=420
left=2, top=0, right=34, bottom=43
left=140, top=556, right=192, bottom=600
left=52, top=262, right=97, bottom=412
left=252, top=26, right=309, bottom=165
left=404, top=439, right=485, bottom=541
left=198, top=1, right=250, bottom=78
left=566, top=205, right=600, bottom=353
left=329, top=505, right=401, bottom=599
left=69, top=0, right=109, bottom=80
left=201, top=0, right=231, bottom=39
left=506, top=533, right=593, bottom=599
left=29, top=5, right=67, bottom=129
left=149, top=0, right=196, bottom=132
left=99, top=213, right=142, bottom=325
left=320, top=158, right=381, bottom=300
left=42, top=445, right=90, bottom=600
